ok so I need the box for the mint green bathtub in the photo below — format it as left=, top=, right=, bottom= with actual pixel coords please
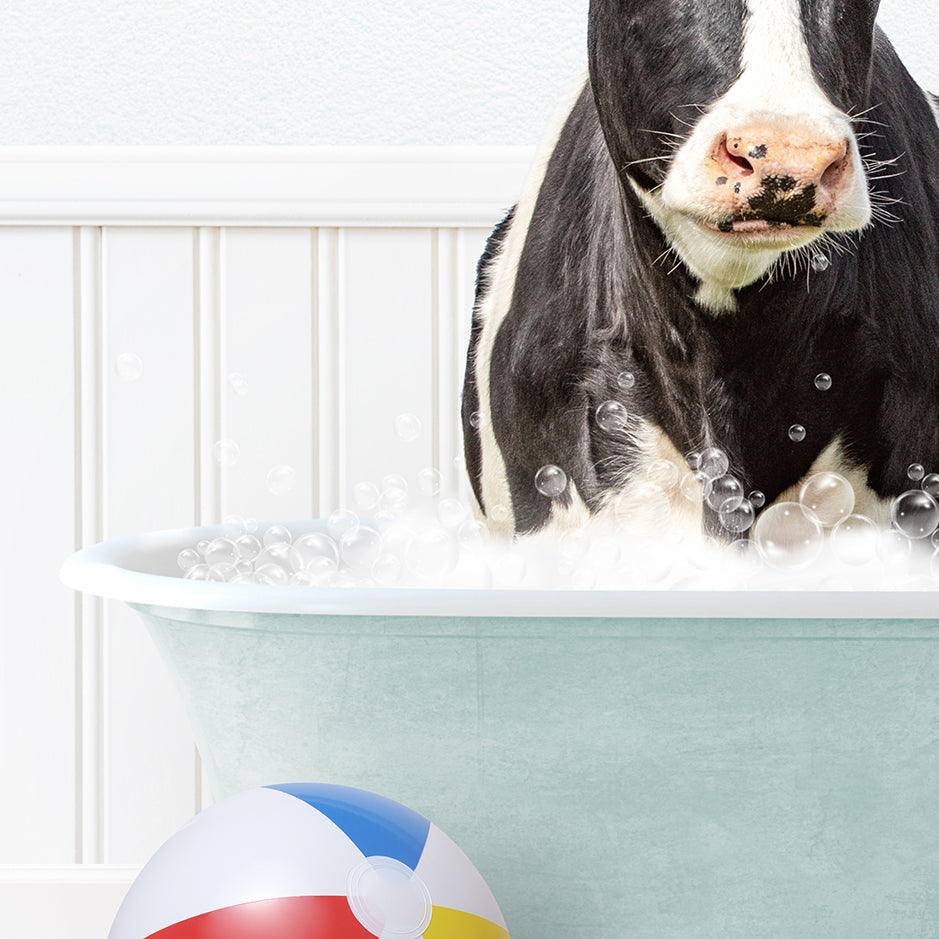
left=62, top=522, right=939, bottom=938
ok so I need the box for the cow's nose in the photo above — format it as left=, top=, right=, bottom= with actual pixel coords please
left=714, top=124, right=852, bottom=221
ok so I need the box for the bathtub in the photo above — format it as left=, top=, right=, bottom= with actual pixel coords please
left=61, top=521, right=939, bottom=938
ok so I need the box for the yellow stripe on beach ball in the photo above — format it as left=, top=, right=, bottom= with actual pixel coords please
left=424, top=905, right=511, bottom=939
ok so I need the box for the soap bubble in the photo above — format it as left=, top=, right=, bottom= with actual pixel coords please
left=719, top=499, right=755, bottom=534
left=616, top=371, right=636, bottom=391
left=394, top=412, right=422, bottom=442
left=752, top=502, right=824, bottom=569
left=266, top=464, right=297, bottom=496
left=204, top=537, right=237, bottom=567
left=596, top=400, right=628, bottom=433
left=706, top=474, right=744, bottom=513
left=468, top=411, right=482, bottom=429
left=814, top=373, right=832, bottom=391
left=646, top=459, right=680, bottom=491
left=684, top=451, right=701, bottom=471
left=214, top=439, right=240, bottom=468
left=831, top=514, right=879, bottom=565
left=417, top=467, right=442, bottom=496
left=457, top=518, right=490, bottom=551
left=339, top=526, right=382, bottom=570
left=891, top=490, right=939, bottom=539
left=184, top=564, right=211, bottom=581
left=221, top=515, right=247, bottom=538
left=908, top=463, right=926, bottom=482
left=490, top=504, right=510, bottom=524
left=438, top=498, right=468, bottom=528
left=788, top=424, right=806, bottom=443
left=195, top=539, right=210, bottom=556
left=176, top=548, right=201, bottom=571
left=262, top=524, right=292, bottom=547
left=379, top=485, right=409, bottom=517
left=382, top=474, right=409, bottom=494
left=405, top=527, right=458, bottom=580
left=876, top=528, right=911, bottom=565
left=922, top=474, right=939, bottom=497
left=115, top=352, right=143, bottom=381
left=255, top=543, right=292, bottom=570
left=698, top=447, right=730, bottom=480
left=255, top=563, right=289, bottom=586
left=288, top=571, right=318, bottom=586
left=535, top=464, right=568, bottom=498
left=352, top=481, right=381, bottom=511
left=228, top=372, right=249, bottom=396
left=680, top=470, right=712, bottom=504
left=328, top=509, right=359, bottom=541
left=208, top=563, right=236, bottom=582
left=372, top=553, right=404, bottom=586
left=798, top=472, right=855, bottom=528
left=748, top=490, right=766, bottom=509
left=810, top=252, right=831, bottom=272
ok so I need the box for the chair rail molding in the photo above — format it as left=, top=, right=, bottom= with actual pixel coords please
left=0, top=146, right=534, bottom=227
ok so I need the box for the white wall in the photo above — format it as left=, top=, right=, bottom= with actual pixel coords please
left=0, top=0, right=933, bottom=146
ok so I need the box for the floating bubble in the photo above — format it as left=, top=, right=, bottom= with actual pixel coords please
left=394, top=412, right=422, bottom=442
left=379, top=485, right=409, bottom=517
left=876, top=528, right=911, bottom=566
left=908, top=463, right=926, bottom=482
left=748, top=490, right=766, bottom=509
left=372, top=553, right=404, bottom=586
left=457, top=518, right=490, bottom=551
left=788, top=424, right=806, bottom=443
left=684, top=451, right=701, bottom=471
left=405, top=527, right=458, bottom=580
left=115, top=352, right=143, bottom=381
left=646, top=459, right=680, bottom=491
left=706, top=475, right=744, bottom=513
left=535, top=464, right=568, bottom=498
left=719, top=499, right=755, bottom=534
left=214, top=439, right=240, bottom=468
left=752, top=502, right=824, bottom=569
left=680, top=470, right=713, bottom=504
left=596, top=400, right=629, bottom=433
left=616, top=371, right=636, bottom=391
left=204, top=537, right=237, bottom=567
left=923, top=474, right=939, bottom=498
left=831, top=514, right=879, bottom=565
left=799, top=472, right=855, bottom=528
left=208, top=562, right=236, bottom=582
left=288, top=571, right=318, bottom=587
left=891, top=490, right=939, bottom=539
left=267, top=464, right=297, bottom=496
left=698, top=447, right=730, bottom=481
left=417, top=467, right=442, bottom=496
left=490, top=504, right=510, bottom=524
left=255, top=543, right=292, bottom=570
left=184, top=564, right=211, bottom=581
left=255, top=563, right=289, bottom=586
left=438, top=498, right=468, bottom=528
left=814, top=373, right=832, bottom=391
left=382, top=474, right=409, bottom=494
left=227, top=372, right=249, bottom=396
left=221, top=515, right=247, bottom=538
left=262, top=524, right=292, bottom=547
left=176, top=548, right=201, bottom=572
left=352, top=481, right=381, bottom=511
left=195, top=540, right=211, bottom=556
left=339, top=526, right=383, bottom=570
left=325, top=512, right=361, bottom=544
left=469, top=411, right=482, bottom=429
left=810, top=252, right=831, bottom=272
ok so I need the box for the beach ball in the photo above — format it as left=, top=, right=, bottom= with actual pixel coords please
left=109, top=782, right=510, bottom=939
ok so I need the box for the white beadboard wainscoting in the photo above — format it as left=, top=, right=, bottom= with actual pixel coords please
left=0, top=147, right=531, bottom=938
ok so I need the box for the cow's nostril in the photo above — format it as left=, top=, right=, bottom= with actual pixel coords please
left=725, top=141, right=754, bottom=176
left=820, top=145, right=850, bottom=191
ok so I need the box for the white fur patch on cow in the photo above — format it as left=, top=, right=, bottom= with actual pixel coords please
left=471, top=72, right=590, bottom=535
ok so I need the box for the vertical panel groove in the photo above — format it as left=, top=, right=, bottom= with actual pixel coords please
left=76, top=225, right=105, bottom=865
left=433, top=228, right=463, bottom=496
left=315, top=228, right=344, bottom=512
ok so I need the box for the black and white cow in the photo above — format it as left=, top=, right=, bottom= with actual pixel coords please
left=462, top=0, right=939, bottom=542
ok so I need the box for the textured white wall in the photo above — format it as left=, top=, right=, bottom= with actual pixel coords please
left=0, top=0, right=933, bottom=146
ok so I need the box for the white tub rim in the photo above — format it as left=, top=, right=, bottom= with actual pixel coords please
left=58, top=520, right=939, bottom=620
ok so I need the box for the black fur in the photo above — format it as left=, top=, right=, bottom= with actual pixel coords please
left=463, top=3, right=939, bottom=538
